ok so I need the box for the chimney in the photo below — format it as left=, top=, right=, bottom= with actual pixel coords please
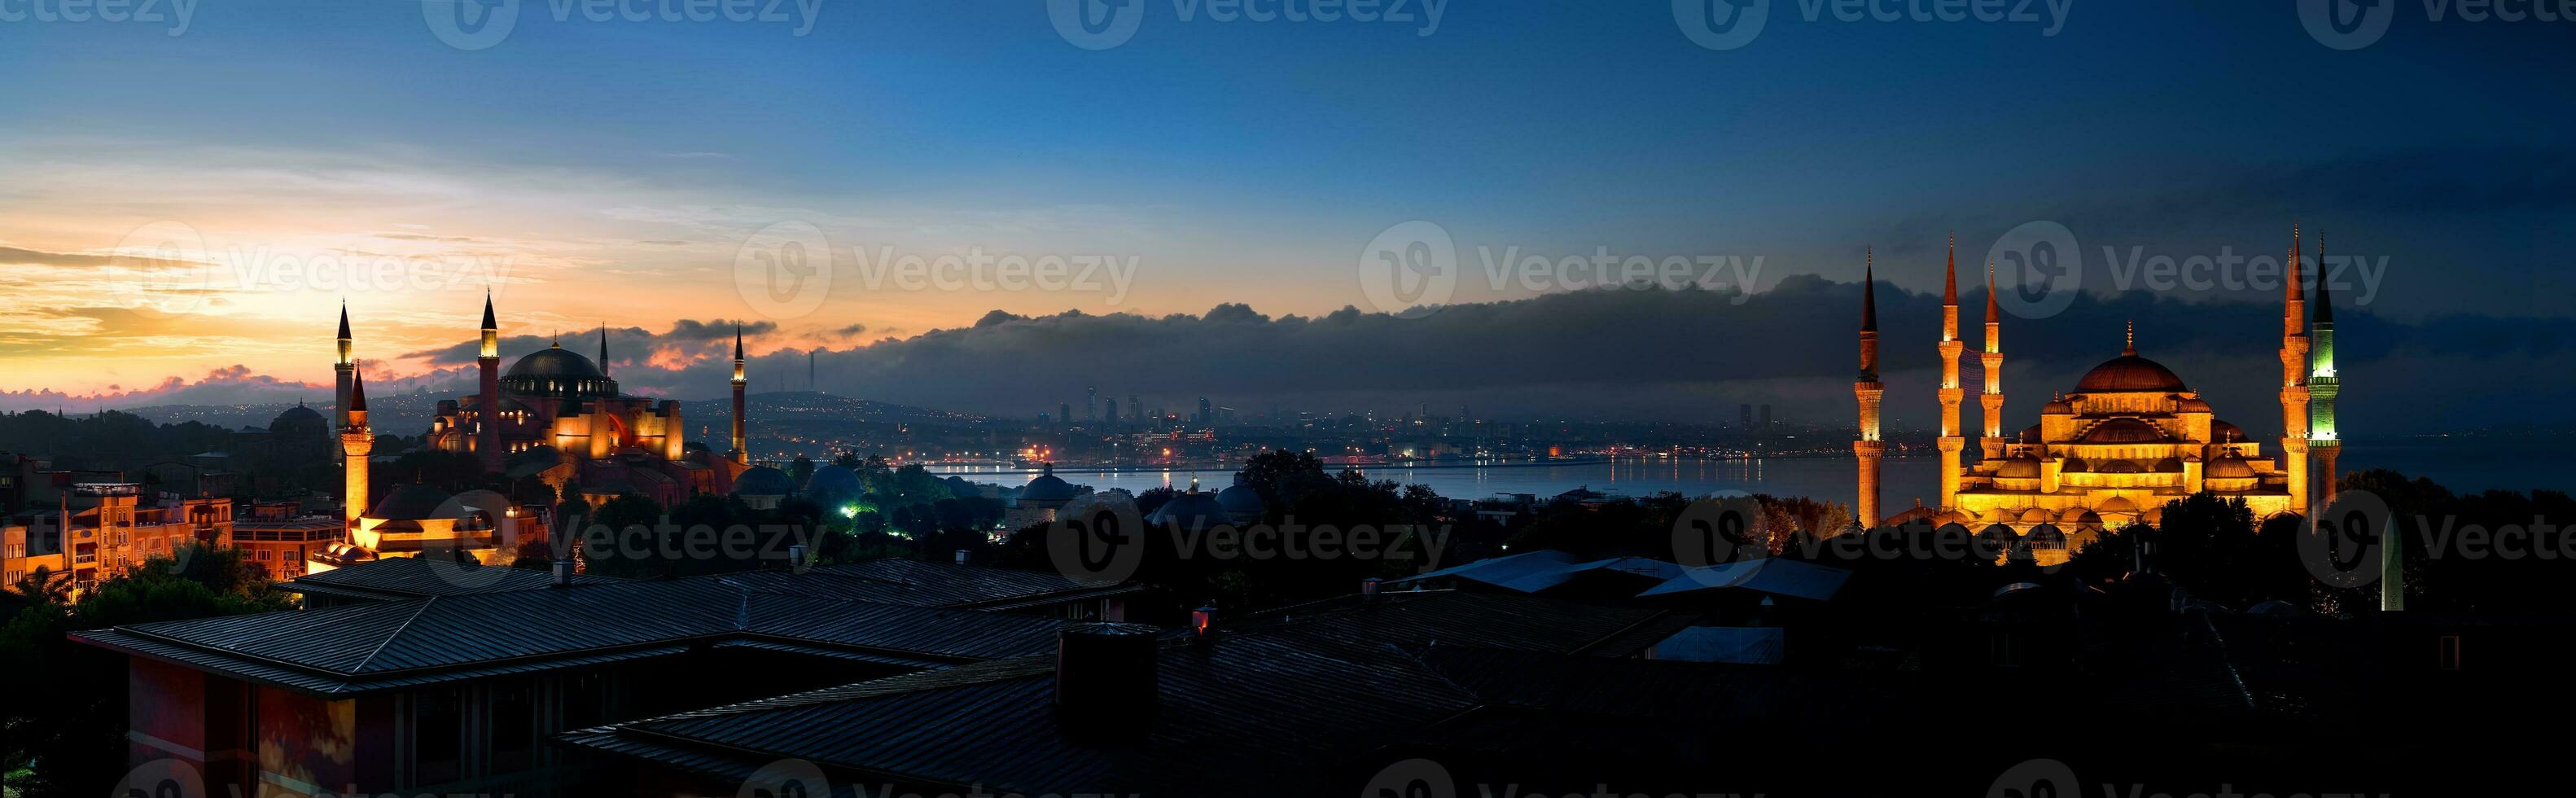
left=550, top=559, right=574, bottom=588
left=1190, top=603, right=1218, bottom=642
left=1360, top=577, right=1382, bottom=600
left=1054, top=622, right=1159, bottom=743
left=954, top=548, right=970, bottom=566
left=788, top=544, right=810, bottom=573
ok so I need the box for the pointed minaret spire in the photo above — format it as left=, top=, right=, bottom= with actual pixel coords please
left=1985, top=261, right=2000, bottom=325
left=1860, top=248, right=1877, bottom=333
left=1942, top=233, right=1958, bottom=305
left=2313, top=232, right=2334, bottom=324
left=481, top=289, right=497, bottom=330
left=2286, top=224, right=2305, bottom=304
left=2123, top=320, right=2136, bottom=356
left=598, top=323, right=609, bottom=375
left=337, top=300, right=352, bottom=340
left=348, top=368, right=368, bottom=414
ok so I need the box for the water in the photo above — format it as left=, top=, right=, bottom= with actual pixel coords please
left=931, top=441, right=2565, bottom=505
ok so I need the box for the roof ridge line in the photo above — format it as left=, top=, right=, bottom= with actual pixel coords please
left=353, top=596, right=438, bottom=673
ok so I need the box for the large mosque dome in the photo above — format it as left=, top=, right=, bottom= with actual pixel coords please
left=501, top=344, right=617, bottom=397
left=2073, top=353, right=2188, bottom=392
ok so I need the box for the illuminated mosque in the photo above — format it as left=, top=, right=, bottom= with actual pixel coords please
left=1855, top=230, right=2345, bottom=554
left=321, top=295, right=754, bottom=568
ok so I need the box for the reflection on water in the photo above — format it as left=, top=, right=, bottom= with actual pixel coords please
left=931, top=440, right=2558, bottom=505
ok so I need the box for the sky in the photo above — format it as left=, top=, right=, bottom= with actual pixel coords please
left=0, top=1, right=2568, bottom=435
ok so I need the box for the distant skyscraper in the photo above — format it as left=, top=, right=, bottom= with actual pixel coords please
left=1760, top=404, right=1773, bottom=427
left=1128, top=395, right=1141, bottom=423
left=1060, top=402, right=1071, bottom=425
left=1085, top=387, right=1098, bottom=422
left=1104, top=400, right=1119, bottom=426
left=1198, top=397, right=1214, bottom=426
left=1740, top=403, right=1753, bottom=428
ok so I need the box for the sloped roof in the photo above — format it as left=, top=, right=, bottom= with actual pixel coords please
left=72, top=575, right=1069, bottom=696
left=1236, top=589, right=1692, bottom=658
left=716, top=559, right=1143, bottom=609
left=278, top=557, right=625, bottom=601
left=1636, top=557, right=1853, bottom=602
left=559, top=630, right=1482, bottom=797
left=1649, top=625, right=1787, bottom=664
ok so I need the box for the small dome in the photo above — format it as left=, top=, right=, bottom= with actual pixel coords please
left=2056, top=506, right=2092, bottom=524
left=2175, top=397, right=2212, bottom=413
left=2097, top=495, right=2141, bottom=515
left=2210, top=419, right=2245, bottom=444
left=2153, top=457, right=2185, bottom=473
left=806, top=465, right=865, bottom=500
left=1931, top=511, right=1972, bottom=528
left=273, top=404, right=325, bottom=425
left=1019, top=463, right=1079, bottom=504
left=2062, top=457, right=2091, bottom=473
left=2205, top=452, right=2258, bottom=479
left=2017, top=507, right=2051, bottom=524
left=1996, top=455, right=2041, bottom=479
left=1215, top=476, right=1264, bottom=516
left=1983, top=506, right=2017, bottom=524
left=2080, top=418, right=2169, bottom=445
left=2074, top=354, right=2188, bottom=392
left=734, top=466, right=795, bottom=497
left=370, top=484, right=458, bottom=521
left=1148, top=488, right=1230, bottom=533
left=2041, top=399, right=2074, bottom=414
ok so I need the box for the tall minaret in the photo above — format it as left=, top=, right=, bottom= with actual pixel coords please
left=477, top=292, right=504, bottom=474
left=2279, top=226, right=2312, bottom=516
left=334, top=300, right=354, bottom=463
left=730, top=326, right=748, bottom=465
left=1979, top=260, right=2006, bottom=459
left=1935, top=235, right=1966, bottom=511
left=340, top=369, right=373, bottom=531
left=1853, top=248, right=1884, bottom=529
left=598, top=323, right=611, bottom=377
left=2308, top=232, right=2341, bottom=509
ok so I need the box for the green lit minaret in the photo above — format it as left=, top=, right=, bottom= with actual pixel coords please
left=2308, top=233, right=2341, bottom=509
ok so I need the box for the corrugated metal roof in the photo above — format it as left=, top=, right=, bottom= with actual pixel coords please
left=1636, top=558, right=1853, bottom=601
left=1236, top=589, right=1693, bottom=657
left=279, top=557, right=625, bottom=600
left=71, top=576, right=1071, bottom=697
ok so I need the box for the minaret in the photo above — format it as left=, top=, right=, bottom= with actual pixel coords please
left=2308, top=233, right=2341, bottom=509
left=1935, top=235, right=1966, bottom=511
left=334, top=300, right=353, bottom=463
left=340, top=369, right=374, bottom=531
left=1979, top=260, right=2006, bottom=459
left=598, top=323, right=611, bottom=377
left=2279, top=226, right=2312, bottom=516
left=1853, top=249, right=1884, bottom=529
left=477, top=292, right=504, bottom=474
left=730, top=326, right=748, bottom=465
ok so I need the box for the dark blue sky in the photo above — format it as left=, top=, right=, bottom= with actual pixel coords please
left=0, top=1, right=2566, bottom=426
